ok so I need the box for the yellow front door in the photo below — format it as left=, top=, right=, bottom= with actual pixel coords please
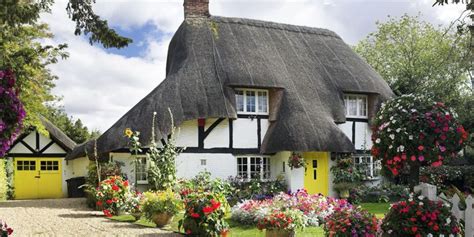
left=303, top=152, right=329, bottom=196
left=14, top=158, right=63, bottom=199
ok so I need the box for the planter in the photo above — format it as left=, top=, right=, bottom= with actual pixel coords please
left=131, top=212, right=142, bottom=220
left=151, top=213, right=174, bottom=227
left=265, top=229, right=295, bottom=237
left=338, top=189, right=350, bottom=199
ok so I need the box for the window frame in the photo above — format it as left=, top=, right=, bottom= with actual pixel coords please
left=352, top=154, right=381, bottom=180
left=236, top=156, right=271, bottom=181
left=135, top=156, right=149, bottom=185
left=344, top=94, right=368, bottom=119
left=235, top=88, right=269, bottom=115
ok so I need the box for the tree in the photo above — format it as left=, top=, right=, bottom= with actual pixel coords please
left=44, top=106, right=101, bottom=144
left=1, top=0, right=130, bottom=137
left=371, top=94, right=468, bottom=188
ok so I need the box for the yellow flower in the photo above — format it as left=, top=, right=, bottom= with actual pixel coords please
left=124, top=128, right=133, bottom=138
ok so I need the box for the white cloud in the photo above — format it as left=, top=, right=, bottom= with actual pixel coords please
left=42, top=0, right=465, bottom=132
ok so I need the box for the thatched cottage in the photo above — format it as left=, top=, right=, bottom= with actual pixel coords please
left=8, top=0, right=393, bottom=199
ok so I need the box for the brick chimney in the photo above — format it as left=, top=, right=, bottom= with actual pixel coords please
left=183, top=0, right=210, bottom=19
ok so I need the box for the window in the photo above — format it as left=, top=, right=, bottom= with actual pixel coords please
left=136, top=157, right=148, bottom=184
left=353, top=154, right=381, bottom=179
left=344, top=94, right=368, bottom=118
left=16, top=160, right=36, bottom=171
left=235, top=89, right=268, bottom=114
left=200, top=159, right=207, bottom=166
left=40, top=161, right=59, bottom=171
left=237, top=156, right=270, bottom=180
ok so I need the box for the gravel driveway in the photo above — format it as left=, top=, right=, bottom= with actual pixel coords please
left=0, top=198, right=180, bottom=237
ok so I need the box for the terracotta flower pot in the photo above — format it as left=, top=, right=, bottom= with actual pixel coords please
left=151, top=213, right=174, bottom=227
left=265, top=229, right=295, bottom=237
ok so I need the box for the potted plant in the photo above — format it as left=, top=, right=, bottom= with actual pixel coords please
left=0, top=219, right=13, bottom=237
left=256, top=209, right=306, bottom=237
left=142, top=189, right=182, bottom=227
left=288, top=152, right=306, bottom=170
left=95, top=176, right=131, bottom=217
left=125, top=191, right=143, bottom=220
left=330, top=157, right=362, bottom=199
left=179, top=191, right=230, bottom=236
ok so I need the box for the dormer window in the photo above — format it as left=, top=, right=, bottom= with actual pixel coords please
left=344, top=94, right=368, bottom=118
left=235, top=89, right=268, bottom=115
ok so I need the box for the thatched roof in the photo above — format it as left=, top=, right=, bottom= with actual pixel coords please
left=39, top=116, right=77, bottom=151
left=66, top=16, right=393, bottom=160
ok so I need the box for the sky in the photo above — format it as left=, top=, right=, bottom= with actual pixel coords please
left=40, top=0, right=466, bottom=133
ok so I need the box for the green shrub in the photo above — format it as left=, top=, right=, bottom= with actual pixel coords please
left=0, top=159, right=7, bottom=201
left=420, top=165, right=474, bottom=193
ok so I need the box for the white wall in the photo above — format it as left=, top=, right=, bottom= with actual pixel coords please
left=175, top=120, right=198, bottom=147
left=233, top=119, right=258, bottom=148
left=204, top=119, right=229, bottom=148
left=9, top=132, right=67, bottom=154
left=337, top=121, right=372, bottom=151
left=176, top=153, right=237, bottom=179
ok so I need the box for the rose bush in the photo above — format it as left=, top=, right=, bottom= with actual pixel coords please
left=371, top=94, right=468, bottom=178
left=179, top=191, right=229, bottom=236
left=0, top=219, right=13, bottom=237
left=0, top=69, right=25, bottom=157
left=323, top=206, right=379, bottom=237
left=95, top=176, right=133, bottom=217
left=381, top=194, right=462, bottom=236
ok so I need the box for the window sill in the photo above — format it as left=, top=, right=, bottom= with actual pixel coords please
left=137, top=181, right=149, bottom=185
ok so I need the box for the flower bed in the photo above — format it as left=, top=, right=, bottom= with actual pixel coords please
left=324, top=206, right=379, bottom=237
left=0, top=219, right=13, bottom=236
left=231, top=190, right=352, bottom=227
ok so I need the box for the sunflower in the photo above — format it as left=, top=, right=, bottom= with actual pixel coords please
left=124, top=128, right=133, bottom=138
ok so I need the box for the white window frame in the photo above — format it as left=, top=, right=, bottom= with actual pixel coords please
left=344, top=94, right=368, bottom=119
left=352, top=154, right=381, bottom=180
left=236, top=156, right=271, bottom=181
left=135, top=156, right=148, bottom=184
left=235, top=88, right=269, bottom=115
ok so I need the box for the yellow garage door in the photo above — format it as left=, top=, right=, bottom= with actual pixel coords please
left=14, top=158, right=63, bottom=199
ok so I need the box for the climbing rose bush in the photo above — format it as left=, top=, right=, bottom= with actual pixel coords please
left=371, top=94, right=468, bottom=176
left=381, top=194, right=462, bottom=236
left=0, top=70, right=26, bottom=157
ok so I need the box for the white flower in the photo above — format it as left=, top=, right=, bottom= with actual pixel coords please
left=446, top=218, right=451, bottom=224
left=396, top=128, right=401, bottom=133
left=419, top=202, right=424, bottom=206
left=387, top=230, right=393, bottom=234
left=411, top=109, right=417, bottom=113
left=418, top=195, right=424, bottom=200
left=389, top=134, right=395, bottom=140
left=390, top=116, right=394, bottom=121
left=387, top=128, right=391, bottom=132
left=397, top=145, right=405, bottom=152
left=409, top=135, right=413, bottom=140
left=379, top=116, right=383, bottom=120
left=375, top=138, right=381, bottom=144
left=389, top=145, right=393, bottom=149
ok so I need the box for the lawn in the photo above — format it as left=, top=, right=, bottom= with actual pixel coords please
left=110, top=202, right=390, bottom=236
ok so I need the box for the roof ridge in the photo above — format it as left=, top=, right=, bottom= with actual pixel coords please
left=210, top=16, right=340, bottom=39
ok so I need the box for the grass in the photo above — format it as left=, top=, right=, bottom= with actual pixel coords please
left=110, top=202, right=391, bottom=236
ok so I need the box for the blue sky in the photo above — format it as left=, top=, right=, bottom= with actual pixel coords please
left=41, top=0, right=465, bottom=132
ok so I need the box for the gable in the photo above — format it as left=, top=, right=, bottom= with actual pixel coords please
left=8, top=131, right=68, bottom=157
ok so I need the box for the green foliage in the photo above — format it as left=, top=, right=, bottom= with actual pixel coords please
left=227, top=176, right=287, bottom=204
left=420, top=165, right=474, bottom=193
left=351, top=183, right=410, bottom=203
left=177, top=171, right=234, bottom=198
left=330, top=156, right=363, bottom=194
left=0, top=159, right=7, bottom=201
left=45, top=106, right=100, bottom=144
left=354, top=14, right=473, bottom=138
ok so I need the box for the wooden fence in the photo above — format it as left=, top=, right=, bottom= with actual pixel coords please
left=414, top=183, right=473, bottom=237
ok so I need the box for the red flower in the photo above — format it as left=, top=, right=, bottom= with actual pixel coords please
left=96, top=201, right=103, bottom=206
left=103, top=209, right=112, bottom=217
left=211, top=199, right=221, bottom=210
left=203, top=206, right=214, bottom=215
left=186, top=229, right=192, bottom=235
left=411, top=226, right=418, bottom=233
left=106, top=199, right=113, bottom=205
left=190, top=213, right=200, bottom=218
left=123, top=180, right=129, bottom=187
left=433, top=225, right=439, bottom=231
left=417, top=145, right=424, bottom=151
left=112, top=185, right=120, bottom=191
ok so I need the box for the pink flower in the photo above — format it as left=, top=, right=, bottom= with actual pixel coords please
left=439, top=146, right=446, bottom=152
left=411, top=155, right=417, bottom=161
left=418, top=156, right=425, bottom=162
left=417, top=145, right=424, bottom=151
left=431, top=161, right=442, bottom=167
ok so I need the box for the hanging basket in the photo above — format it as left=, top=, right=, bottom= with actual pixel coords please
left=265, top=229, right=296, bottom=237
left=151, top=213, right=174, bottom=227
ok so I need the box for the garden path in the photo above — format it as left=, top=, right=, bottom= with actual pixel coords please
left=0, top=198, right=181, bottom=236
